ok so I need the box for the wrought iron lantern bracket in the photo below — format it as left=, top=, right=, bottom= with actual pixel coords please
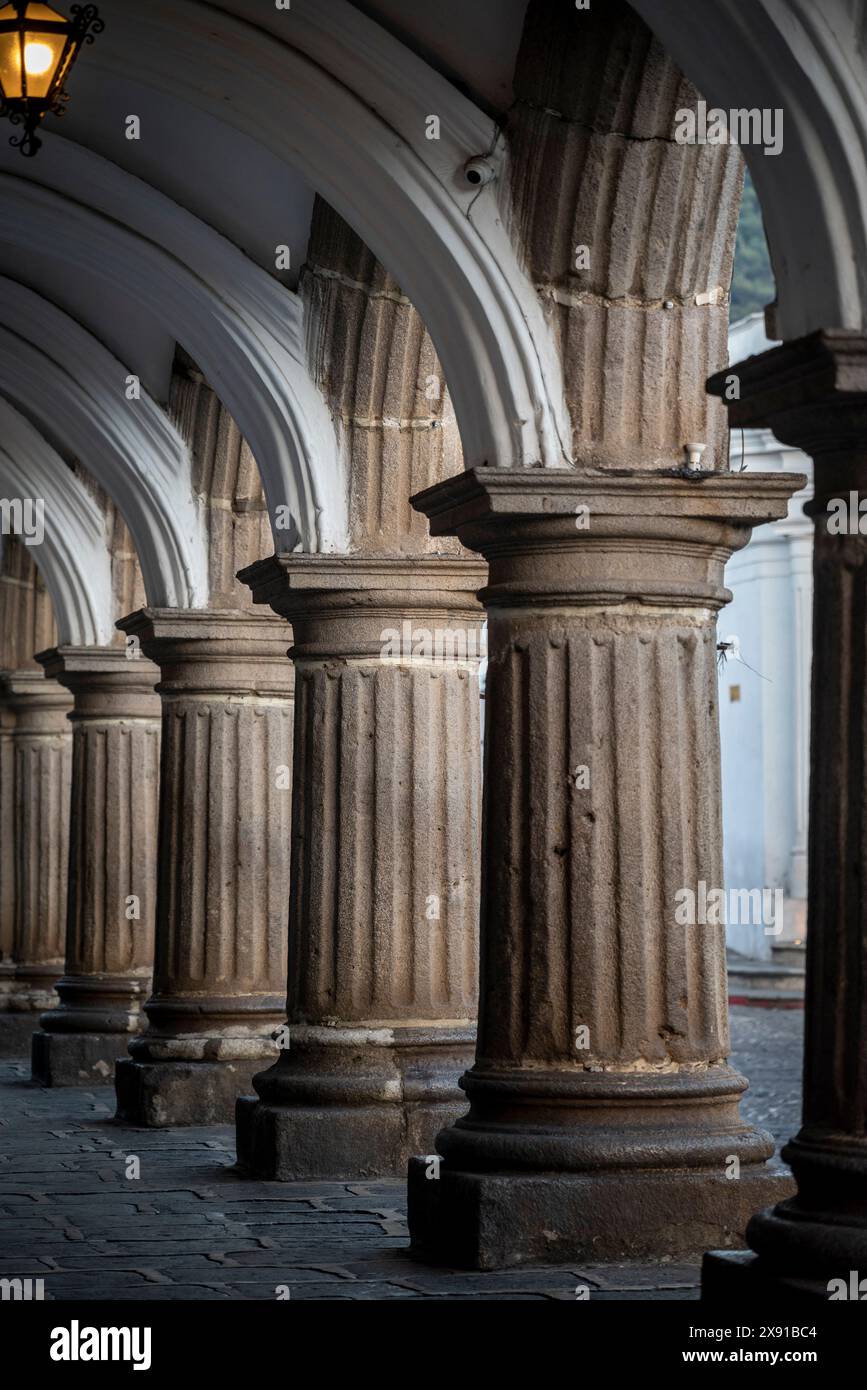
left=0, top=2, right=103, bottom=157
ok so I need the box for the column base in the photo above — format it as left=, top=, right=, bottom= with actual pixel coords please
left=0, top=1010, right=40, bottom=1058
left=236, top=1095, right=468, bottom=1180
left=115, top=1057, right=269, bottom=1126
left=236, top=1024, right=475, bottom=1179
left=407, top=1158, right=795, bottom=1270
left=7, top=964, right=61, bottom=1014
left=31, top=1030, right=132, bottom=1086
left=702, top=1250, right=835, bottom=1301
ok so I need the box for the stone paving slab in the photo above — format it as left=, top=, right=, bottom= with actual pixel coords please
left=0, top=1007, right=802, bottom=1300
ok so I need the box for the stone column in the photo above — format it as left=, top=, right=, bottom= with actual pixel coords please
left=0, top=696, right=16, bottom=1010
left=236, top=555, right=484, bottom=1178
left=30, top=647, right=161, bottom=1086
left=0, top=670, right=72, bottom=1054
left=787, top=527, right=813, bottom=903
left=703, top=332, right=867, bottom=1298
left=113, top=608, right=292, bottom=1125
left=407, top=468, right=801, bottom=1268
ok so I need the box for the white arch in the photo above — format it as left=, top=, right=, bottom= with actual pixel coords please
left=632, top=0, right=867, bottom=340
left=0, top=400, right=114, bottom=647
left=52, top=0, right=572, bottom=470
left=0, top=279, right=208, bottom=609
left=0, top=170, right=345, bottom=555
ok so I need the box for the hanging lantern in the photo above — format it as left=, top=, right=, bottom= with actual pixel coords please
left=0, top=3, right=103, bottom=157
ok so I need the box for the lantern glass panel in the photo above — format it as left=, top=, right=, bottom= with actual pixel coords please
left=0, top=10, right=22, bottom=101
left=0, top=5, right=70, bottom=102
left=21, top=3, right=68, bottom=20
left=22, top=31, right=66, bottom=98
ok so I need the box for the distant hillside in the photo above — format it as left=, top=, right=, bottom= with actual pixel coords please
left=730, top=168, right=775, bottom=321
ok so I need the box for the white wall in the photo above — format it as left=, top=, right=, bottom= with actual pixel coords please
left=719, top=314, right=813, bottom=958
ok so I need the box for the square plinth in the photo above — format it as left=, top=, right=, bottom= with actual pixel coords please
left=407, top=1159, right=795, bottom=1270
left=702, top=1250, right=842, bottom=1301
left=31, top=1031, right=130, bottom=1086
left=236, top=1096, right=469, bottom=1180
left=115, top=1057, right=263, bottom=1126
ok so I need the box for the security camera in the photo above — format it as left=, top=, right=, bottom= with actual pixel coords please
left=684, top=442, right=707, bottom=470
left=463, top=156, right=496, bottom=187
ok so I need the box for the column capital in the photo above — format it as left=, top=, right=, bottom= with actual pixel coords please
left=239, top=553, right=487, bottom=661
left=115, top=607, right=293, bottom=698
left=708, top=329, right=867, bottom=457
left=35, top=646, right=161, bottom=721
left=240, top=553, right=486, bottom=607
left=0, top=666, right=73, bottom=716
left=412, top=469, right=803, bottom=610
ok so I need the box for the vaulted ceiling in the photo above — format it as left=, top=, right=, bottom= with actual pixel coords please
left=0, top=0, right=863, bottom=645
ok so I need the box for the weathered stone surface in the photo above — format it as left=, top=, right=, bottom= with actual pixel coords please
left=0, top=669, right=72, bottom=1035
left=0, top=697, right=16, bottom=997
left=302, top=198, right=464, bottom=555
left=704, top=331, right=867, bottom=1293
left=117, top=1058, right=268, bottom=1128
left=408, top=468, right=802, bottom=1267
left=31, top=646, right=161, bottom=1086
left=69, top=466, right=148, bottom=648
left=0, top=1011, right=44, bottom=1057
left=169, top=360, right=273, bottom=607
left=114, top=608, right=292, bottom=1125
left=236, top=554, right=484, bottom=1178
left=408, top=1160, right=794, bottom=1270
left=505, top=0, right=743, bottom=472
left=237, top=1096, right=470, bottom=1183
left=0, top=535, right=57, bottom=673
left=0, top=539, right=59, bottom=1038
left=511, top=0, right=696, bottom=139
left=31, top=1030, right=129, bottom=1087
left=702, top=1250, right=830, bottom=1302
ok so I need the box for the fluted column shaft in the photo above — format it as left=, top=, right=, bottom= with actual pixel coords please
left=506, top=0, right=742, bottom=474
left=0, top=671, right=72, bottom=1040
left=479, top=606, right=726, bottom=1078
left=113, top=609, right=292, bottom=1125
left=0, top=697, right=16, bottom=1003
left=703, top=331, right=867, bottom=1297
left=30, top=647, right=161, bottom=1085
left=803, top=464, right=867, bottom=1142
left=235, top=555, right=484, bottom=1179
left=407, top=469, right=801, bottom=1268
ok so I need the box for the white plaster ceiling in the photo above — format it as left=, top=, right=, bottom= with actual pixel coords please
left=350, top=0, right=528, bottom=114
left=0, top=241, right=174, bottom=402
left=36, top=68, right=316, bottom=286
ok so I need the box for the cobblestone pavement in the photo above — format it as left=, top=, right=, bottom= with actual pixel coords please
left=0, top=1006, right=803, bottom=1301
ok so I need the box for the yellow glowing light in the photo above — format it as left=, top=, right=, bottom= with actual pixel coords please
left=24, top=42, right=54, bottom=77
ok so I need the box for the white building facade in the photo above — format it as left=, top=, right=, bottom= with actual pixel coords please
left=720, top=314, right=813, bottom=959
